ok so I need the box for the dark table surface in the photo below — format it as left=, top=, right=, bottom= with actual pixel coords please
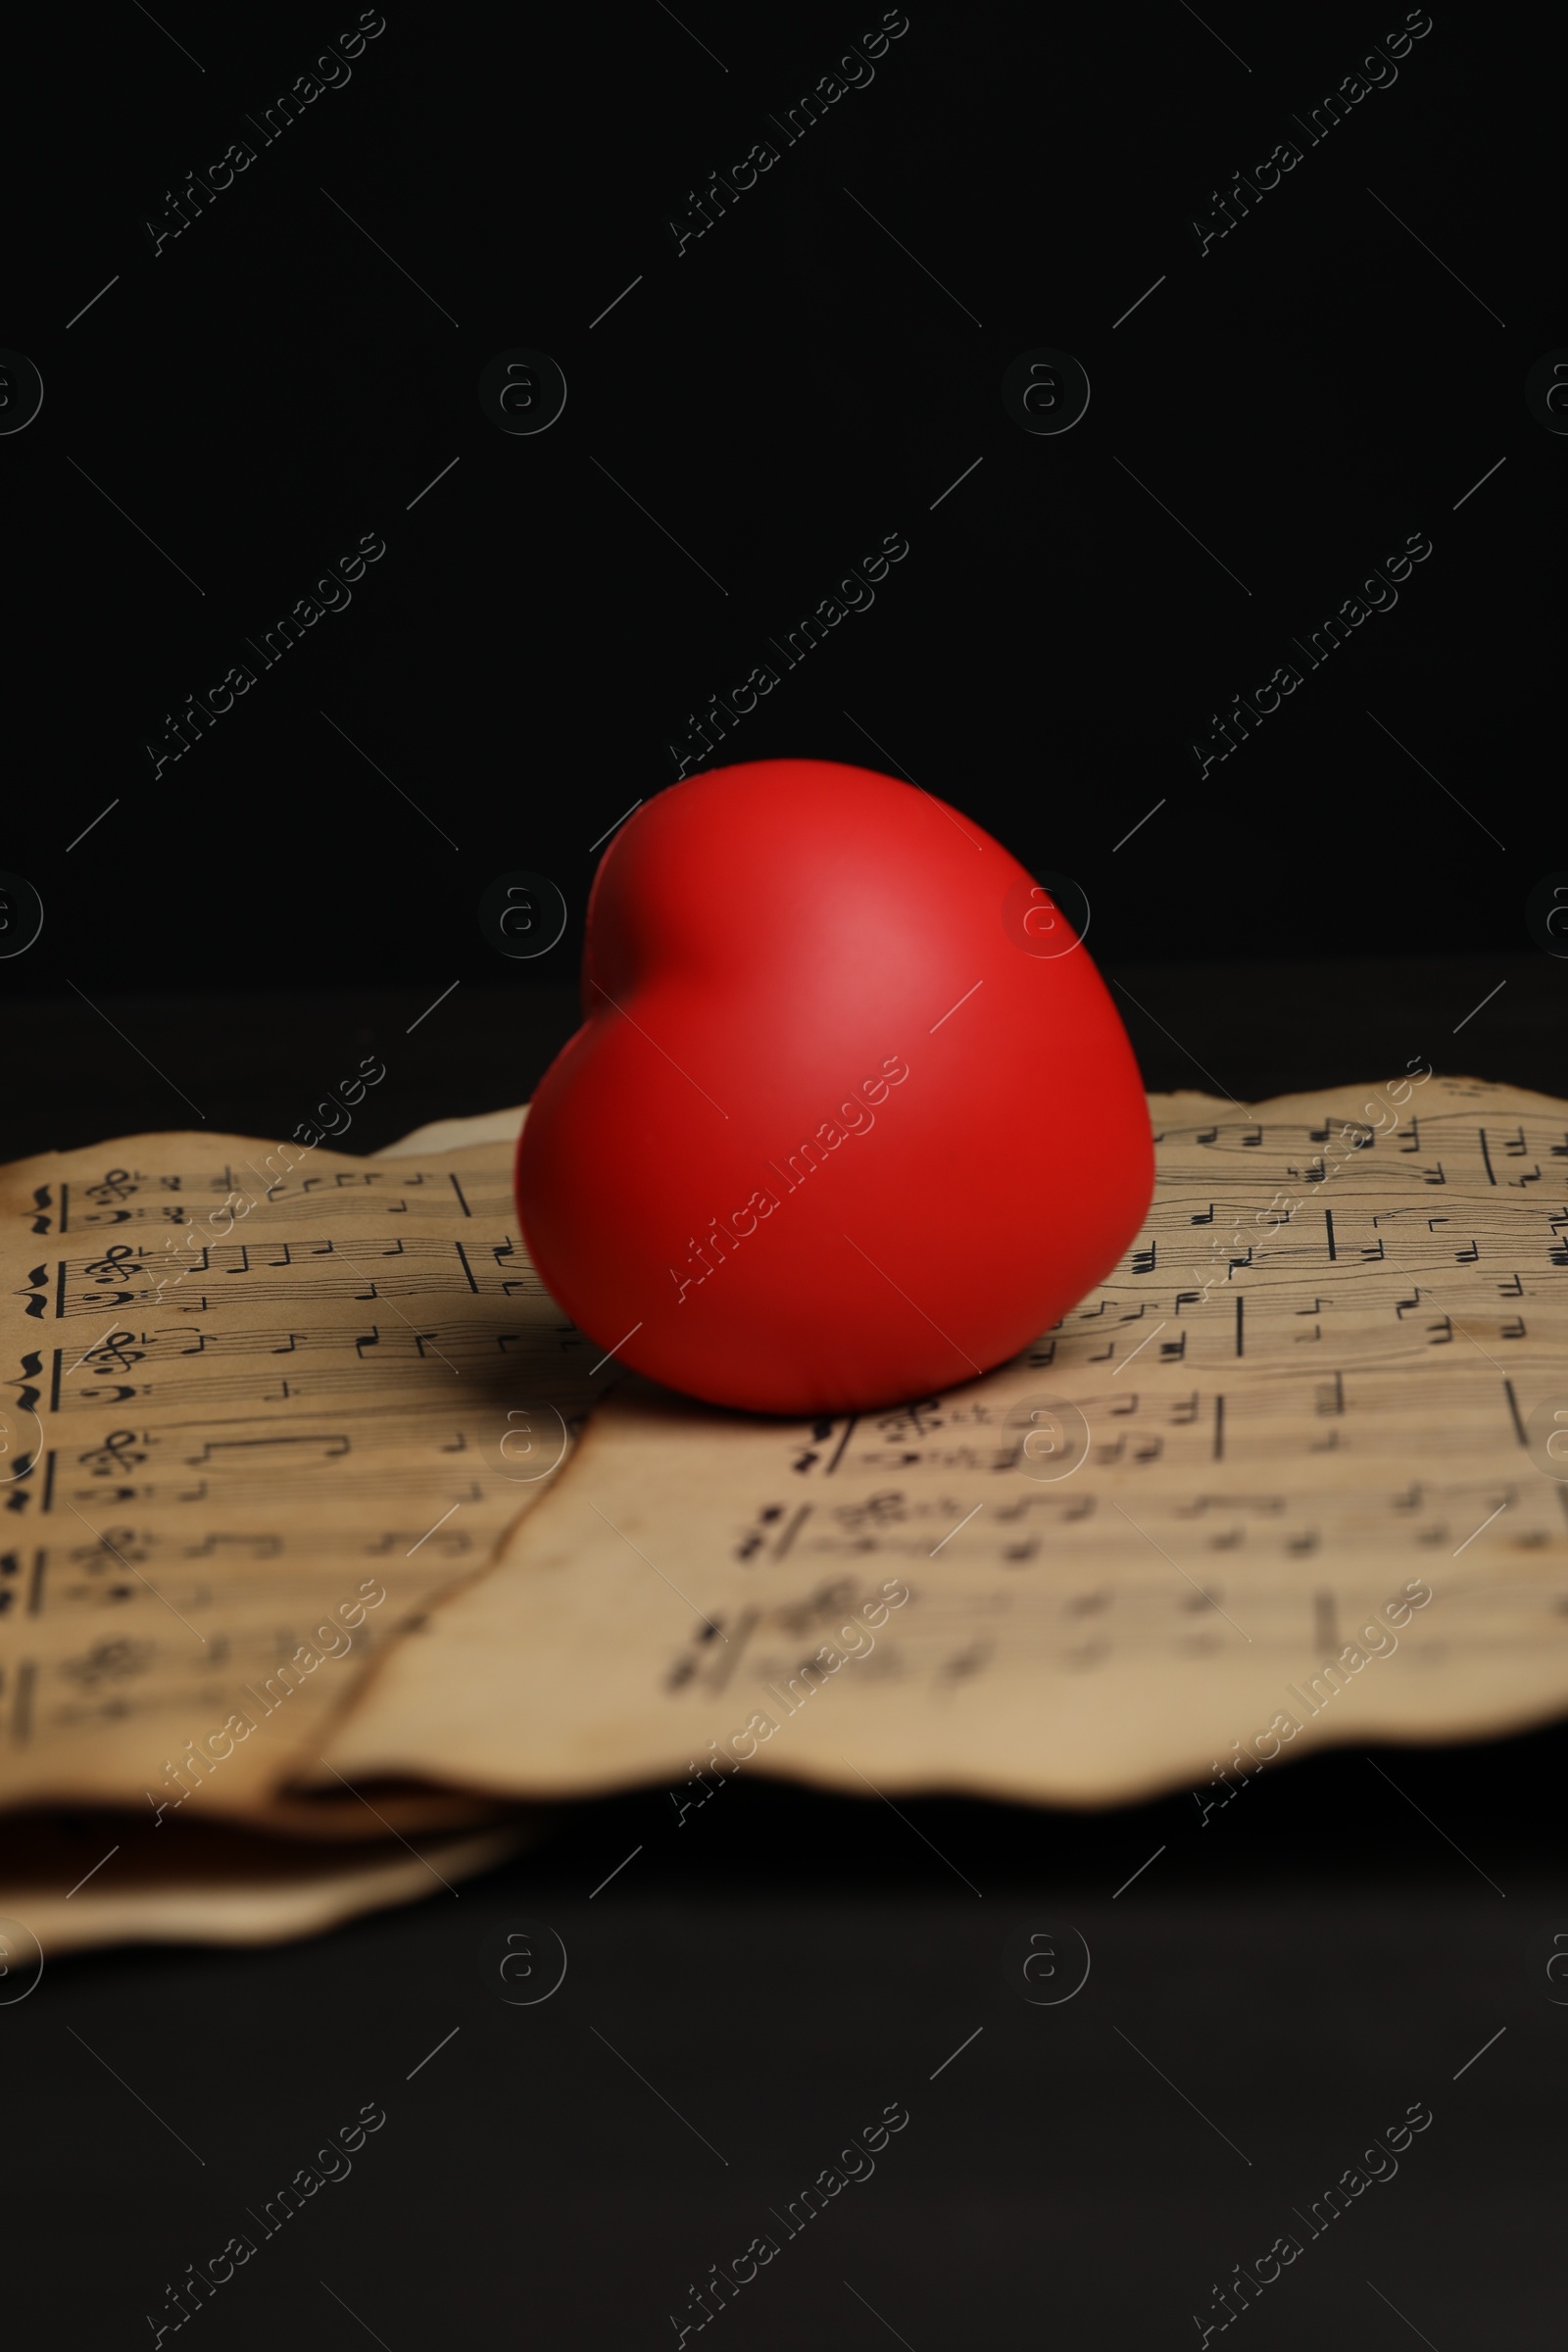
left=8, top=961, right=1567, bottom=2349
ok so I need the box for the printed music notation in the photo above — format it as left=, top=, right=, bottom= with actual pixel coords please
left=22, top=1232, right=549, bottom=1320
left=0, top=1123, right=595, bottom=1817
left=317, top=1078, right=1568, bottom=1810
left=24, top=1163, right=514, bottom=1236
left=35, top=1319, right=590, bottom=1419
left=10, top=1078, right=1568, bottom=1820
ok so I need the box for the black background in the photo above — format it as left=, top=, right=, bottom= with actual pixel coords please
left=5, top=0, right=1562, bottom=1007
left=5, top=0, right=1566, bottom=2343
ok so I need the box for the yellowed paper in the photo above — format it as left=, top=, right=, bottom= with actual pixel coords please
left=0, top=1105, right=599, bottom=1823
left=323, top=1075, right=1568, bottom=1807
left=0, top=1813, right=535, bottom=1958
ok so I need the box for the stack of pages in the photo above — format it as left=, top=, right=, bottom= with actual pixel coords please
left=4, top=1074, right=1564, bottom=1949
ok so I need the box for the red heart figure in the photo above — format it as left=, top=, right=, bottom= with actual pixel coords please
left=517, top=758, right=1153, bottom=1414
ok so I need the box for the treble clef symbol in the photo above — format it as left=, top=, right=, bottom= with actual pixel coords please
left=83, top=1247, right=139, bottom=1284
left=88, top=1332, right=143, bottom=1374
left=79, top=1429, right=147, bottom=1477
left=86, top=1169, right=137, bottom=1204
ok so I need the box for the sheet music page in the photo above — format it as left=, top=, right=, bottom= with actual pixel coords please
left=323, top=1075, right=1568, bottom=1806
left=0, top=1106, right=597, bottom=1828
left=0, top=1813, right=532, bottom=1957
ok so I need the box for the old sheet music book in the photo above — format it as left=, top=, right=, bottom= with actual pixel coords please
left=321, top=1075, right=1568, bottom=1807
left=7, top=1071, right=1568, bottom=1895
